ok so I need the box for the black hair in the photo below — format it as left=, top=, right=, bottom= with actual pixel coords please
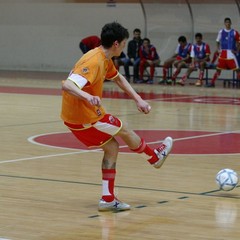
left=101, top=22, right=129, bottom=49
left=178, top=36, right=187, bottom=43
left=133, top=28, right=141, bottom=33
left=195, top=32, right=203, bottom=38
left=143, top=37, right=150, bottom=43
left=224, top=17, right=232, bottom=23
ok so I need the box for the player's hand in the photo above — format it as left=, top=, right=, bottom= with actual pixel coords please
left=88, top=95, right=101, bottom=107
left=137, top=101, right=151, bottom=114
left=147, top=60, right=153, bottom=66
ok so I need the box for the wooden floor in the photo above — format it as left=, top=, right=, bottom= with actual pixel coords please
left=0, top=71, right=240, bottom=240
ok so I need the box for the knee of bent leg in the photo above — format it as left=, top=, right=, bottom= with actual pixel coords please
left=103, top=138, right=119, bottom=152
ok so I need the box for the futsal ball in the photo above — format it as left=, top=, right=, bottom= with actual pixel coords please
left=215, top=169, right=239, bottom=191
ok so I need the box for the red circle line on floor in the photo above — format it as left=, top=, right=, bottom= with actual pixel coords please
left=29, top=130, right=240, bottom=155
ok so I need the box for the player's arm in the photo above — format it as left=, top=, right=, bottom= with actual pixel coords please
left=184, top=44, right=192, bottom=62
left=203, top=53, right=210, bottom=62
left=189, top=45, right=195, bottom=65
left=216, top=30, right=222, bottom=52
left=113, top=73, right=151, bottom=114
left=181, top=54, right=190, bottom=63
left=62, top=74, right=101, bottom=107
left=235, top=30, right=240, bottom=52
left=199, top=44, right=211, bottom=62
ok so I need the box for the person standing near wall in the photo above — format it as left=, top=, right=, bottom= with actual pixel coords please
left=79, top=35, right=101, bottom=54
left=127, top=28, right=143, bottom=83
left=206, top=17, right=240, bottom=87
left=61, top=22, right=173, bottom=212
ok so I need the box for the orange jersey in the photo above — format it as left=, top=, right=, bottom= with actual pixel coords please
left=61, top=47, right=118, bottom=124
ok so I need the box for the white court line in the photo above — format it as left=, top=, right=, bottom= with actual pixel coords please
left=167, top=130, right=240, bottom=142
left=0, top=130, right=239, bottom=165
left=0, top=149, right=102, bottom=164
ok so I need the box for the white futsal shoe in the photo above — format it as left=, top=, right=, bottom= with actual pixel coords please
left=152, top=136, right=173, bottom=169
left=98, top=198, right=131, bottom=212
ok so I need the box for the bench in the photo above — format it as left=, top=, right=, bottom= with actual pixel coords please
left=119, top=62, right=240, bottom=88
left=149, top=64, right=240, bottom=88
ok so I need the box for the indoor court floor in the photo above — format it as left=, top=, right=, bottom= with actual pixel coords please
left=0, top=71, right=240, bottom=240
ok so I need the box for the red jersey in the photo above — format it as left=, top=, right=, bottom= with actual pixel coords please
left=81, top=35, right=101, bottom=50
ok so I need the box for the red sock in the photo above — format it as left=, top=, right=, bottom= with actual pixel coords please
left=139, top=60, right=146, bottom=79
left=199, top=70, right=204, bottom=80
left=172, top=69, right=180, bottom=80
left=131, top=139, right=157, bottom=164
left=163, top=67, right=168, bottom=80
left=237, top=71, right=240, bottom=80
left=211, top=51, right=219, bottom=64
left=212, top=71, right=220, bottom=84
left=150, top=65, right=155, bottom=79
left=102, top=169, right=116, bottom=202
left=181, top=74, right=187, bottom=82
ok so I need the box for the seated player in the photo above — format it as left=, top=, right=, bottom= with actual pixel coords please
left=177, top=33, right=211, bottom=86
left=159, top=36, right=191, bottom=85
left=138, top=38, right=160, bottom=84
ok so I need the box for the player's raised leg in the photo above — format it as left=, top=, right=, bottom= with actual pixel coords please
left=117, top=123, right=173, bottom=169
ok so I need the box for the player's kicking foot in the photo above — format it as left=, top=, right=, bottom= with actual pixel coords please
left=98, top=198, right=131, bottom=212
left=149, top=137, right=173, bottom=169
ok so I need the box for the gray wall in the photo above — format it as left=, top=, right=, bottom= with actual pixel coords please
left=0, top=1, right=239, bottom=72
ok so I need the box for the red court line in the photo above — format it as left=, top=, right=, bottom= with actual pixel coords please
left=1, top=86, right=240, bottom=105
left=0, top=86, right=61, bottom=95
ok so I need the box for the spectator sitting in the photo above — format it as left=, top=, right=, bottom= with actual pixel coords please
left=127, top=28, right=143, bottom=83
left=79, top=35, right=101, bottom=54
left=177, top=33, right=211, bottom=86
left=112, top=52, right=131, bottom=82
left=159, top=36, right=191, bottom=85
left=138, top=38, right=160, bottom=84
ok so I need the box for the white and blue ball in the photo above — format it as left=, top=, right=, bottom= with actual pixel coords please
left=216, top=168, right=239, bottom=191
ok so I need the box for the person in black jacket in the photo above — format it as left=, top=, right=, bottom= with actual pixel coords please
left=112, top=52, right=131, bottom=82
left=127, top=28, right=143, bottom=82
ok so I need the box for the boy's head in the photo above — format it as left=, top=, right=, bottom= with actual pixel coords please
left=195, top=33, right=203, bottom=44
left=101, top=22, right=129, bottom=49
left=133, top=28, right=141, bottom=40
left=142, top=38, right=150, bottom=47
left=224, top=17, right=231, bottom=24
left=224, top=17, right=232, bottom=29
left=178, top=36, right=187, bottom=47
left=178, top=36, right=187, bottom=43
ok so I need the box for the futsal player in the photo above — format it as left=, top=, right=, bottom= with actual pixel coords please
left=61, top=22, right=173, bottom=212
left=206, top=17, right=240, bottom=87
